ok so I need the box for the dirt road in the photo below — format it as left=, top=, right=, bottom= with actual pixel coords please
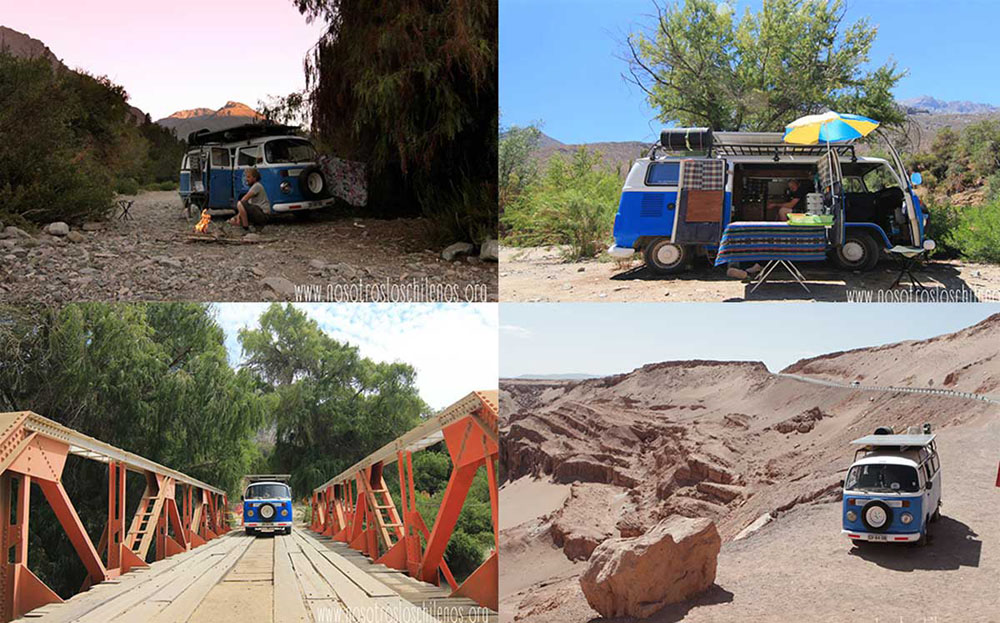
left=500, top=245, right=1000, bottom=302
left=0, top=192, right=496, bottom=302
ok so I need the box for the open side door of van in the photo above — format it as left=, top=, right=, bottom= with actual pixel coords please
left=821, top=149, right=845, bottom=246
left=670, top=158, right=726, bottom=244
left=208, top=147, right=234, bottom=208
left=880, top=133, right=922, bottom=245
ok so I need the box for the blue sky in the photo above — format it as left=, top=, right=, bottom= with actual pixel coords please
left=500, top=303, right=1000, bottom=377
left=500, top=0, right=1000, bottom=143
left=211, top=304, right=497, bottom=410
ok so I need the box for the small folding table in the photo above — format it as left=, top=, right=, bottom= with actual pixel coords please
left=714, top=222, right=829, bottom=293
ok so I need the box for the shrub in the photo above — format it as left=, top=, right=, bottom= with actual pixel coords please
left=444, top=531, right=486, bottom=580
left=114, top=177, right=140, bottom=196
left=502, top=147, right=621, bottom=259
left=921, top=200, right=962, bottom=259
left=945, top=199, right=1000, bottom=264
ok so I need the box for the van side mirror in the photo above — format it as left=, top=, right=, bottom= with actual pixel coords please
left=925, top=481, right=933, bottom=490
left=910, top=172, right=923, bottom=186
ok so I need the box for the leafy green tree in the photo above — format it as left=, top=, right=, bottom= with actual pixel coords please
left=238, top=304, right=429, bottom=494
left=626, top=0, right=906, bottom=132
left=291, top=0, right=497, bottom=241
left=499, top=122, right=542, bottom=217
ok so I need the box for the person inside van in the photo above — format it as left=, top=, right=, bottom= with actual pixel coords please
left=229, top=167, right=268, bottom=232
left=769, top=179, right=810, bottom=221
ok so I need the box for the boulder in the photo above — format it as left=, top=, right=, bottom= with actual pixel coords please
left=441, top=242, right=474, bottom=261
left=580, top=517, right=720, bottom=619
left=46, top=222, right=70, bottom=236
left=66, top=231, right=86, bottom=244
left=480, top=239, right=499, bottom=261
left=262, top=276, right=296, bottom=300
left=4, top=226, right=31, bottom=239
left=82, top=222, right=104, bottom=232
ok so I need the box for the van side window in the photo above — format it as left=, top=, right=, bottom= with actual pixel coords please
left=211, top=148, right=230, bottom=168
left=646, top=162, right=681, bottom=186
left=238, top=146, right=261, bottom=167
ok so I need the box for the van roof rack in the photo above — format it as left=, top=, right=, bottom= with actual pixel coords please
left=711, top=132, right=857, bottom=159
left=244, top=474, right=291, bottom=484
left=187, top=123, right=301, bottom=146
left=850, top=434, right=935, bottom=448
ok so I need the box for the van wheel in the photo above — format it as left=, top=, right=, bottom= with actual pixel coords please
left=931, top=504, right=941, bottom=523
left=917, top=521, right=930, bottom=547
left=643, top=238, right=690, bottom=274
left=831, top=230, right=880, bottom=271
left=246, top=527, right=256, bottom=537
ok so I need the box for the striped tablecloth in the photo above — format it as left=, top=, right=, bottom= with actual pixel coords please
left=714, top=222, right=828, bottom=266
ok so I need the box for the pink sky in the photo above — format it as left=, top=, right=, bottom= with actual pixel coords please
left=0, top=0, right=328, bottom=119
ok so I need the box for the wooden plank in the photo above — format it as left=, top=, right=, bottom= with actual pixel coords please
left=273, top=534, right=311, bottom=623
left=294, top=530, right=395, bottom=598
left=14, top=534, right=240, bottom=623
left=148, top=535, right=258, bottom=623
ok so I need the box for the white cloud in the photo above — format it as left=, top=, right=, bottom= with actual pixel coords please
left=212, top=303, right=497, bottom=411
left=500, top=324, right=533, bottom=339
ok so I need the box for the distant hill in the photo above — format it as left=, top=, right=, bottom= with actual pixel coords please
left=156, top=102, right=264, bottom=141
left=0, top=25, right=146, bottom=124
left=535, top=132, right=647, bottom=174
left=514, top=373, right=601, bottom=381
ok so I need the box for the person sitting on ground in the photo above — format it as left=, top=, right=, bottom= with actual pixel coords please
left=769, top=179, right=810, bottom=221
left=229, top=167, right=268, bottom=232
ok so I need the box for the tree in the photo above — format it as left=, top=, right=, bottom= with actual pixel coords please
left=498, top=121, right=542, bottom=217
left=291, top=0, right=497, bottom=241
left=238, top=304, right=429, bottom=494
left=626, top=0, right=906, bottom=132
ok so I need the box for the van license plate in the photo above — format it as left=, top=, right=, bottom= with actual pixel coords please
left=866, top=534, right=888, bottom=541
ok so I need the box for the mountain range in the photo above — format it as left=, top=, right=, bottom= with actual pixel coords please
left=155, top=102, right=264, bottom=141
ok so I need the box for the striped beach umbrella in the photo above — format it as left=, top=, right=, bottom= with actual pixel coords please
left=783, top=111, right=880, bottom=145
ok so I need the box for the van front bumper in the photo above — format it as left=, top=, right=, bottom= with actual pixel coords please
left=842, top=529, right=920, bottom=542
left=607, top=245, right=636, bottom=258
left=271, top=197, right=336, bottom=212
left=245, top=521, right=292, bottom=532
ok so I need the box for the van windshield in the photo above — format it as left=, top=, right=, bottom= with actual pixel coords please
left=265, top=139, right=316, bottom=164
left=245, top=483, right=290, bottom=499
left=845, top=464, right=919, bottom=493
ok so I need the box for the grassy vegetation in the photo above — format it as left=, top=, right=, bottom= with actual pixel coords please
left=501, top=144, right=621, bottom=260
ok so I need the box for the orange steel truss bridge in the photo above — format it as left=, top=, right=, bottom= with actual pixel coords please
left=0, top=411, right=230, bottom=622
left=309, top=390, right=499, bottom=611
left=1, top=391, right=498, bottom=623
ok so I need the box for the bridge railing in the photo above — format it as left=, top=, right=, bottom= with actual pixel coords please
left=0, top=411, right=230, bottom=622
left=310, top=390, right=498, bottom=611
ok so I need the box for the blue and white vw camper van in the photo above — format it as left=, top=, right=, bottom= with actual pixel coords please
left=178, top=124, right=334, bottom=216
left=842, top=426, right=942, bottom=545
left=608, top=128, right=934, bottom=274
left=243, top=476, right=293, bottom=536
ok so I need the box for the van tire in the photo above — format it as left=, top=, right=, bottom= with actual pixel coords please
left=246, top=527, right=256, bottom=537
left=931, top=503, right=941, bottom=523
left=643, top=238, right=690, bottom=274
left=831, top=230, right=880, bottom=271
left=299, top=166, right=326, bottom=199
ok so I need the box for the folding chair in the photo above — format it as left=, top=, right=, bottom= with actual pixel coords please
left=749, top=259, right=811, bottom=294
left=117, top=199, right=135, bottom=221
left=887, top=246, right=927, bottom=290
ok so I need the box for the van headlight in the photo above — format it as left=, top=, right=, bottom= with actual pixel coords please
left=246, top=509, right=254, bottom=517
left=280, top=181, right=292, bottom=194
left=846, top=510, right=857, bottom=522
left=900, top=512, right=913, bottom=525
left=281, top=509, right=288, bottom=517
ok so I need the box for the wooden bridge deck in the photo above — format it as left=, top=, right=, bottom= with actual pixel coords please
left=15, top=527, right=496, bottom=623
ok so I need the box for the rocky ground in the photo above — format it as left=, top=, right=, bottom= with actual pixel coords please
left=500, top=245, right=1000, bottom=302
left=0, top=191, right=497, bottom=302
left=499, top=315, right=1000, bottom=622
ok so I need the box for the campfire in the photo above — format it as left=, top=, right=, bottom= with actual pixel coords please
left=194, top=210, right=211, bottom=234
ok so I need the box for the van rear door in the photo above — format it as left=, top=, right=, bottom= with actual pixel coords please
left=670, top=158, right=726, bottom=244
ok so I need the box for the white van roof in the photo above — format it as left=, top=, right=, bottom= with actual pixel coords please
left=851, top=434, right=935, bottom=447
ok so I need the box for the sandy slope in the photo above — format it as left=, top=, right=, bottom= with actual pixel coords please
left=500, top=316, right=1000, bottom=622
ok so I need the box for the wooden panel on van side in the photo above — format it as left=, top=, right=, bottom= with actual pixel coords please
left=685, top=190, right=724, bottom=222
